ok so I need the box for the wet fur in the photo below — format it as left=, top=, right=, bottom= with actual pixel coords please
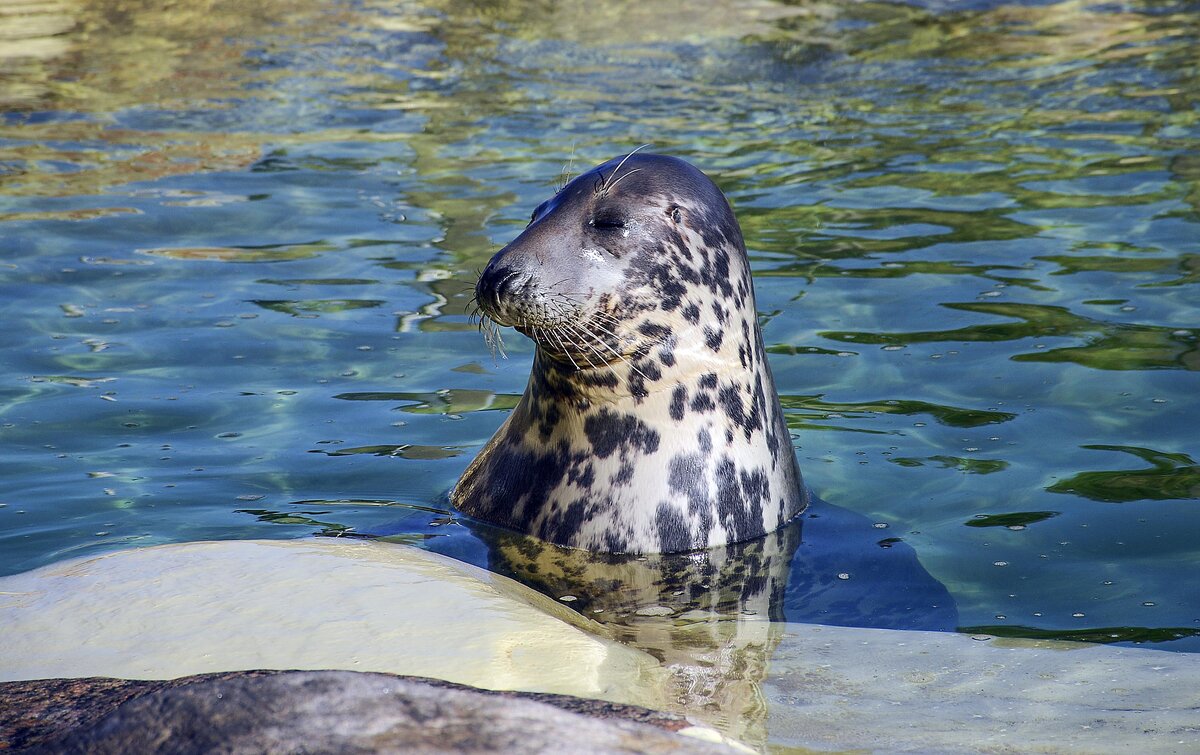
left=455, top=154, right=808, bottom=553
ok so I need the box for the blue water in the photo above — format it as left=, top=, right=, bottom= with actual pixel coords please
left=1, top=0, right=1197, bottom=651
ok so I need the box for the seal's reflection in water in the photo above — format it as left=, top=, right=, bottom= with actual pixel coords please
left=479, top=519, right=795, bottom=741
left=420, top=497, right=957, bottom=745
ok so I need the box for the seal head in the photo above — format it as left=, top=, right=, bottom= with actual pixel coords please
left=454, top=153, right=808, bottom=553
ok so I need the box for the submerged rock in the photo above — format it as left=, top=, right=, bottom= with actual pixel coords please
left=4, top=537, right=1199, bottom=752
left=0, top=539, right=666, bottom=708
left=764, top=624, right=1200, bottom=753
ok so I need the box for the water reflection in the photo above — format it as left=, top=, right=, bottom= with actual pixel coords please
left=333, top=389, right=521, bottom=414
left=421, top=496, right=956, bottom=746
left=242, top=489, right=959, bottom=743
left=1, top=0, right=1198, bottom=697
left=820, top=302, right=1200, bottom=371
left=1048, top=445, right=1200, bottom=503
left=778, top=395, right=1016, bottom=428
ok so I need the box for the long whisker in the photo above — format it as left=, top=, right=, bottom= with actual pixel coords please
left=558, top=144, right=577, bottom=193
left=562, top=323, right=601, bottom=370
left=598, top=144, right=651, bottom=195
left=603, top=168, right=642, bottom=194
left=480, top=316, right=506, bottom=360
left=545, top=326, right=580, bottom=370
left=541, top=300, right=607, bottom=374
left=571, top=319, right=652, bottom=386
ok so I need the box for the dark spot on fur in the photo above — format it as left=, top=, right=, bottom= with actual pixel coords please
left=639, top=360, right=663, bottom=382
left=710, top=300, right=726, bottom=324
left=579, top=370, right=619, bottom=389
left=612, top=461, right=635, bottom=486
left=669, top=454, right=713, bottom=540
left=704, top=326, right=723, bottom=352
left=670, top=385, right=687, bottom=421
left=718, top=386, right=745, bottom=428
left=655, top=503, right=691, bottom=552
left=639, top=322, right=671, bottom=340
left=545, top=498, right=588, bottom=544
left=714, top=457, right=743, bottom=541
left=690, top=391, right=715, bottom=413
left=603, top=530, right=629, bottom=552
left=584, top=408, right=660, bottom=459
left=569, top=461, right=595, bottom=490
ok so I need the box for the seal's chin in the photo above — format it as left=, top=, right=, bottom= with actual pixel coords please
left=502, top=315, right=631, bottom=373
left=476, top=285, right=632, bottom=370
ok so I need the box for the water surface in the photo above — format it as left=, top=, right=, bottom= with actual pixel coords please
left=2, top=0, right=1198, bottom=656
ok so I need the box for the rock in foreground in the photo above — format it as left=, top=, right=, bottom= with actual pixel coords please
left=0, top=670, right=739, bottom=754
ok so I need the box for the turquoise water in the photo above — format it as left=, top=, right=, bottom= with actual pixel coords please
left=1, top=0, right=1197, bottom=651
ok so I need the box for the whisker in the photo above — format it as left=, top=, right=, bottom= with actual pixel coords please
left=545, top=326, right=580, bottom=370
left=478, top=315, right=506, bottom=360
left=603, top=168, right=642, bottom=194
left=562, top=324, right=601, bottom=371
left=571, top=319, right=652, bottom=386
left=598, top=144, right=652, bottom=196
left=557, top=144, right=577, bottom=193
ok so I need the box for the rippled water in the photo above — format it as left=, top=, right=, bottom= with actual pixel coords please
left=2, top=0, right=1198, bottom=658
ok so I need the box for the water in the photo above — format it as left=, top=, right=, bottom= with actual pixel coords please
left=1, top=0, right=1198, bottom=657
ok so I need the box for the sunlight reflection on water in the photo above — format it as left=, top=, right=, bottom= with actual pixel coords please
left=1, top=0, right=1198, bottom=660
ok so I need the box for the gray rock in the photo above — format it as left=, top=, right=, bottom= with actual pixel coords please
left=4, top=671, right=739, bottom=754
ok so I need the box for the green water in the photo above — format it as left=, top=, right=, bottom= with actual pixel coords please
left=1, top=0, right=1198, bottom=650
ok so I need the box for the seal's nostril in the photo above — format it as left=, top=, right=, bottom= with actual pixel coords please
left=476, top=264, right=522, bottom=318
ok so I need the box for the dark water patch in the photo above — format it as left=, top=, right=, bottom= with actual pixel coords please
left=251, top=299, right=386, bottom=316
left=1048, top=445, right=1200, bottom=503
left=962, top=624, right=1200, bottom=647
left=314, top=444, right=465, bottom=460
left=258, top=278, right=381, bottom=287
left=821, top=302, right=1200, bottom=370
left=891, top=456, right=1010, bottom=475
left=964, top=511, right=1060, bottom=529
left=779, top=395, right=1016, bottom=428
left=235, top=508, right=353, bottom=535
left=139, top=244, right=330, bottom=263
left=333, top=390, right=521, bottom=414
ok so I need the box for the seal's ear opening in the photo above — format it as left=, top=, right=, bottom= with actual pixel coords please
left=667, top=205, right=683, bottom=224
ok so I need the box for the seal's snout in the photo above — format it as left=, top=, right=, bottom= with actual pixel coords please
left=475, top=259, right=533, bottom=326
left=475, top=263, right=511, bottom=318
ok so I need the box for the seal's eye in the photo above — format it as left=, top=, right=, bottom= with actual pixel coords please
left=589, top=213, right=625, bottom=231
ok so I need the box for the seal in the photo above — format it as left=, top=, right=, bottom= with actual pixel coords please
left=453, top=152, right=809, bottom=553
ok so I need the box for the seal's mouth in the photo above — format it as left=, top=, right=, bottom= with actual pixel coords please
left=475, top=294, right=629, bottom=371
left=474, top=260, right=635, bottom=371
left=520, top=316, right=629, bottom=371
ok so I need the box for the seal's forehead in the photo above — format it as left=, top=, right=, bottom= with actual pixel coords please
left=559, top=153, right=724, bottom=205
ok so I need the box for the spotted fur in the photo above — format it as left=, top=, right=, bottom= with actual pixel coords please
left=453, top=153, right=808, bottom=553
